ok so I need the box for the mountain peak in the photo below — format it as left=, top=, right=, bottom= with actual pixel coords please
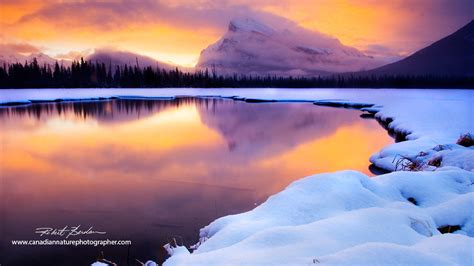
left=198, top=17, right=383, bottom=76
left=228, top=17, right=274, bottom=35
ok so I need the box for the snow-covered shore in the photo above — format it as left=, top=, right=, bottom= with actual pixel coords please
left=165, top=169, right=473, bottom=265
left=1, top=88, right=473, bottom=265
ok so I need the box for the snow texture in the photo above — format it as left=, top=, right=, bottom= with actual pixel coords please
left=164, top=169, right=474, bottom=265
left=1, top=88, right=473, bottom=265
left=90, top=262, right=108, bottom=266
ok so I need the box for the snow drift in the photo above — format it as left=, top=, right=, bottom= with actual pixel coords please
left=164, top=169, right=474, bottom=265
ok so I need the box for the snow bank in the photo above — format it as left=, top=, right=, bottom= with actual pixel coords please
left=317, top=234, right=473, bottom=265
left=164, top=169, right=474, bottom=265
left=1, top=88, right=472, bottom=264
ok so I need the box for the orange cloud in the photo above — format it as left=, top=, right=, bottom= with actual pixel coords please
left=259, top=0, right=472, bottom=56
left=1, top=0, right=471, bottom=66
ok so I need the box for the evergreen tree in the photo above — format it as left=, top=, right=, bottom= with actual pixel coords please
left=0, top=57, right=472, bottom=89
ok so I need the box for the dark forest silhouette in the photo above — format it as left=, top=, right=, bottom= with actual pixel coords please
left=0, top=58, right=472, bottom=88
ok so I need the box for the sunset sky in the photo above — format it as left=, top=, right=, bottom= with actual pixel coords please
left=1, top=0, right=472, bottom=66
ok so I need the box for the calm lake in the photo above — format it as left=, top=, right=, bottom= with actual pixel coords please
left=0, top=97, right=392, bottom=265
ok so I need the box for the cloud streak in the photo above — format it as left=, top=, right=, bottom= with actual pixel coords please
left=0, top=42, right=41, bottom=54
left=1, top=0, right=472, bottom=66
left=15, top=0, right=264, bottom=31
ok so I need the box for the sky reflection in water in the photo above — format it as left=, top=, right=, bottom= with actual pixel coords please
left=0, top=98, right=392, bottom=265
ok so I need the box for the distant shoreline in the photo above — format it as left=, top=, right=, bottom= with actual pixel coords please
left=1, top=59, right=473, bottom=89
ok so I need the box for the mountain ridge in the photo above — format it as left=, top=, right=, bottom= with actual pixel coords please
left=1, top=19, right=471, bottom=78
left=86, top=50, right=178, bottom=71
left=355, top=20, right=474, bottom=77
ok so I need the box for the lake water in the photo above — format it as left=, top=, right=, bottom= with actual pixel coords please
left=0, top=97, right=392, bottom=265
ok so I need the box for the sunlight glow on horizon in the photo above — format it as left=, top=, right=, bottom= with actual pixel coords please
left=1, top=0, right=471, bottom=67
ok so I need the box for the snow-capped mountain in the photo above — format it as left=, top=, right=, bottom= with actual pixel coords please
left=0, top=51, right=64, bottom=66
left=197, top=17, right=384, bottom=76
left=0, top=48, right=183, bottom=71
left=86, top=49, right=178, bottom=71
left=0, top=51, right=25, bottom=65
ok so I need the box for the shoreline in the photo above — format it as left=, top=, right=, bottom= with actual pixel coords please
left=1, top=88, right=471, bottom=173
left=1, top=88, right=472, bottom=264
left=1, top=89, right=471, bottom=173
left=0, top=92, right=406, bottom=173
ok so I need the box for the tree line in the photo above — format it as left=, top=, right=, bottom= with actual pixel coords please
left=0, top=58, right=472, bottom=88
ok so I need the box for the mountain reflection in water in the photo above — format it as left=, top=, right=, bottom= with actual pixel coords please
left=0, top=98, right=392, bottom=265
